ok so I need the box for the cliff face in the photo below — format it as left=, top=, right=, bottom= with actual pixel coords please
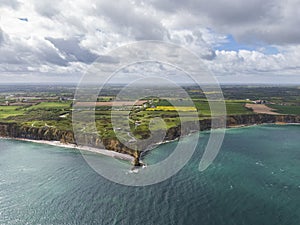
left=0, top=123, right=75, bottom=144
left=0, top=114, right=299, bottom=166
left=0, top=122, right=141, bottom=164
left=153, top=114, right=300, bottom=142
left=227, top=114, right=300, bottom=126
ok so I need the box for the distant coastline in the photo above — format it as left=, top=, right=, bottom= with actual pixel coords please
left=1, top=114, right=300, bottom=166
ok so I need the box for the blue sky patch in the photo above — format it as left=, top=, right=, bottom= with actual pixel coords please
left=214, top=34, right=279, bottom=55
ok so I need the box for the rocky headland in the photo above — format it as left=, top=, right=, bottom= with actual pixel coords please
left=1, top=114, right=300, bottom=166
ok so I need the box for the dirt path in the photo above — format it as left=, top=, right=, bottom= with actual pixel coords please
left=245, top=103, right=280, bottom=115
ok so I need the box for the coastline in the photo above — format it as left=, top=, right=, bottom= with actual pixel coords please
left=228, top=122, right=300, bottom=128
left=140, top=122, right=300, bottom=159
left=1, top=113, right=300, bottom=166
left=1, top=137, right=134, bottom=162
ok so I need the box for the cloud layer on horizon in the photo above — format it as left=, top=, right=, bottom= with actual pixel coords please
left=0, top=0, right=300, bottom=83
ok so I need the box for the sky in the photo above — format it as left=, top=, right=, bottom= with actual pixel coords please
left=0, top=0, right=300, bottom=84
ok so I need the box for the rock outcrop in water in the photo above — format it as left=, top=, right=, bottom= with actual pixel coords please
left=0, top=114, right=300, bottom=166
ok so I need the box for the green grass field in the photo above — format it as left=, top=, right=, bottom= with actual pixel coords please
left=194, top=100, right=253, bottom=116
left=27, top=101, right=71, bottom=110
left=226, top=102, right=253, bottom=115
left=0, top=106, right=26, bottom=119
left=0, top=98, right=290, bottom=140
left=267, top=104, right=300, bottom=115
left=153, top=99, right=252, bottom=116
left=0, top=101, right=73, bottom=131
left=1, top=85, right=299, bottom=143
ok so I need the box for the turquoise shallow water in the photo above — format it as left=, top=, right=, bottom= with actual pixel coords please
left=1, top=125, right=300, bottom=225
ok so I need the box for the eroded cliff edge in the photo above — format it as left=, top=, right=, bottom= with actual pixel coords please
left=0, top=122, right=141, bottom=165
left=1, top=114, right=299, bottom=166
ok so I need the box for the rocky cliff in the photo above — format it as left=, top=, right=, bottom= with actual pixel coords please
left=0, top=123, right=75, bottom=143
left=0, top=114, right=299, bottom=166
left=0, top=122, right=141, bottom=165
left=226, top=114, right=300, bottom=126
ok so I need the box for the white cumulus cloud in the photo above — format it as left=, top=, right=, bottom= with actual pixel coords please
left=0, top=0, right=299, bottom=83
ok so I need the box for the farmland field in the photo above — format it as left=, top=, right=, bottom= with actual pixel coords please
left=267, top=104, right=300, bottom=115
left=27, top=101, right=72, bottom=110
left=146, top=106, right=197, bottom=112
left=0, top=106, right=26, bottom=119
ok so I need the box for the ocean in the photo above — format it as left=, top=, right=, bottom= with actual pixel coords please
left=1, top=125, right=300, bottom=225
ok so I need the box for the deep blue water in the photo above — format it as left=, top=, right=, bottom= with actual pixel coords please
left=1, top=125, right=300, bottom=225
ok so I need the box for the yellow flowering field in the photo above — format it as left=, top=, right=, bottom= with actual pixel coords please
left=146, top=106, right=197, bottom=112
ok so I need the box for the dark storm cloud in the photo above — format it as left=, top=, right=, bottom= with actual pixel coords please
left=46, top=37, right=100, bottom=64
